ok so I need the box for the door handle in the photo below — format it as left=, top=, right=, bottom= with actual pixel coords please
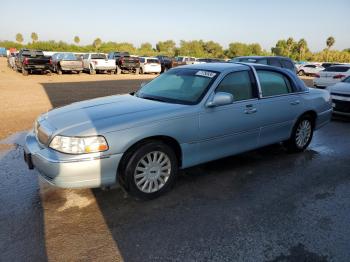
left=244, top=108, right=257, bottom=114
left=290, top=100, right=300, bottom=105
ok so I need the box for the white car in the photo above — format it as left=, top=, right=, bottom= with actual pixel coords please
left=314, top=65, right=350, bottom=88
left=139, top=57, right=161, bottom=74
left=298, top=64, right=324, bottom=76
left=327, top=76, right=350, bottom=116
left=82, top=53, right=116, bottom=74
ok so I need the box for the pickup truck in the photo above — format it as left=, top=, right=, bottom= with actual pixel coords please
left=50, top=53, right=83, bottom=74
left=82, top=53, right=116, bottom=74
left=156, top=55, right=174, bottom=73
left=15, top=49, right=51, bottom=76
left=108, top=52, right=140, bottom=74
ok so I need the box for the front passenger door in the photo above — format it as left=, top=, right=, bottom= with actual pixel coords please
left=199, top=70, right=261, bottom=163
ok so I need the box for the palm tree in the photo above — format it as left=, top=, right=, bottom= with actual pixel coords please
left=93, top=38, right=102, bottom=50
left=297, top=38, right=307, bottom=61
left=326, top=36, right=335, bottom=61
left=74, top=36, right=80, bottom=45
left=31, top=32, right=38, bottom=43
left=286, top=37, right=294, bottom=57
left=15, top=33, right=23, bottom=44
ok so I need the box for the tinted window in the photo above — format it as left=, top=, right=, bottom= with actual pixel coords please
left=269, top=58, right=282, bottom=67
left=216, top=71, right=255, bottom=101
left=91, top=54, right=106, bottom=59
left=324, top=66, right=350, bottom=72
left=257, top=70, right=292, bottom=97
left=281, top=60, right=295, bottom=70
left=147, top=59, right=159, bottom=64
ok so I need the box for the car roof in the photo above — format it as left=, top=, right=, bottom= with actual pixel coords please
left=179, top=62, right=250, bottom=72
left=234, top=56, right=291, bottom=60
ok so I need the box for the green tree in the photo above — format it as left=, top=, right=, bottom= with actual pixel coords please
left=93, top=38, right=102, bottom=50
left=138, top=42, right=154, bottom=56
left=179, top=40, right=206, bottom=57
left=297, top=38, right=307, bottom=61
left=74, top=36, right=80, bottom=45
left=326, top=36, right=335, bottom=61
left=203, top=41, right=224, bottom=58
left=249, top=43, right=262, bottom=55
left=31, top=32, right=38, bottom=43
left=286, top=37, right=295, bottom=57
left=226, top=42, right=251, bottom=57
left=156, top=40, right=176, bottom=56
left=15, top=33, right=23, bottom=44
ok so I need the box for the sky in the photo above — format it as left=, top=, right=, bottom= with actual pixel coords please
left=1, top=0, right=349, bottom=52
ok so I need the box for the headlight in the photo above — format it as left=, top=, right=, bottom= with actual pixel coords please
left=49, top=135, right=109, bottom=154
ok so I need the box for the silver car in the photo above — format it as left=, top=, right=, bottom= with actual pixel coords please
left=24, top=63, right=332, bottom=199
left=327, top=76, right=350, bottom=116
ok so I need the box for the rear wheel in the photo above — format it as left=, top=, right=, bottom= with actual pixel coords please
left=120, top=141, right=178, bottom=200
left=57, top=66, right=62, bottom=75
left=116, top=66, right=121, bottom=75
left=89, top=65, right=96, bottom=75
left=284, top=115, right=314, bottom=152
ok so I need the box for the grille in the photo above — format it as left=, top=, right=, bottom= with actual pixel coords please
left=333, top=99, right=350, bottom=113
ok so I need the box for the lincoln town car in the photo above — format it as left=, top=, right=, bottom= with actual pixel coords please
left=24, top=63, right=332, bottom=199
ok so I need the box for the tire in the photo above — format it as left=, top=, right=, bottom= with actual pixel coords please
left=89, top=65, right=96, bottom=75
left=22, top=69, right=28, bottom=76
left=298, top=70, right=305, bottom=76
left=284, top=115, right=314, bottom=153
left=120, top=141, right=178, bottom=200
left=135, top=68, right=140, bottom=75
left=116, top=66, right=121, bottom=75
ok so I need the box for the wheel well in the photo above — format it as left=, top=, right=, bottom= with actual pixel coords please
left=300, top=110, right=317, bottom=126
left=117, top=135, right=182, bottom=178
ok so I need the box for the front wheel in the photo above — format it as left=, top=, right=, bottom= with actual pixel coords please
left=120, top=141, right=178, bottom=200
left=284, top=116, right=314, bottom=152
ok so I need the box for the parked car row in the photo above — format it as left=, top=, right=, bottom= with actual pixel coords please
left=7, top=49, right=229, bottom=76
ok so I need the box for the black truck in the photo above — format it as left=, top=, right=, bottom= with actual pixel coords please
left=156, top=55, right=174, bottom=73
left=16, top=49, right=51, bottom=75
left=108, top=52, right=140, bottom=74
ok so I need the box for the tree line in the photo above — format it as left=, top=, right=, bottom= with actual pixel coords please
left=0, top=33, right=349, bottom=62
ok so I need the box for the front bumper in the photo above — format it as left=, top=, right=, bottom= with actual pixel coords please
left=24, top=132, right=122, bottom=188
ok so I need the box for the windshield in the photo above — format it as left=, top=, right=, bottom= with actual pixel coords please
left=136, top=68, right=219, bottom=105
left=91, top=54, right=106, bottom=59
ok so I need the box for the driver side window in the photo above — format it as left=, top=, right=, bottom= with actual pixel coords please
left=216, top=70, right=256, bottom=101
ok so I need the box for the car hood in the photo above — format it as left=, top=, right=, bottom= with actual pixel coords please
left=328, top=82, right=350, bottom=95
left=40, top=94, right=190, bottom=136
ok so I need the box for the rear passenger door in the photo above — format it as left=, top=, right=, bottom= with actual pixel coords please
left=256, top=70, right=303, bottom=146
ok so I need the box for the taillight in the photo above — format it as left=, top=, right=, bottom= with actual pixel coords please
left=49, top=58, right=52, bottom=64
left=23, top=57, right=28, bottom=65
left=333, top=74, right=346, bottom=79
left=314, top=73, right=320, bottom=78
left=120, top=58, right=124, bottom=64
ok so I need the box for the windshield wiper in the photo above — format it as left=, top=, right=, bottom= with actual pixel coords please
left=139, top=95, right=167, bottom=102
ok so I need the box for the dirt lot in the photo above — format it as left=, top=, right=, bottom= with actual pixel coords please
left=0, top=57, right=155, bottom=140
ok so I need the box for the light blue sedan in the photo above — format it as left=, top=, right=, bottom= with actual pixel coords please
left=24, top=63, right=332, bottom=199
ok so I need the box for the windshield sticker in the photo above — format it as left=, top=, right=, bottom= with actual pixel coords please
left=195, top=71, right=216, bottom=78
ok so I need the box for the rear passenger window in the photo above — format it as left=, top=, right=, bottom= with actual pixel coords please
left=268, top=59, right=282, bottom=67
left=216, top=71, right=256, bottom=101
left=281, top=60, right=294, bottom=70
left=257, top=70, right=292, bottom=97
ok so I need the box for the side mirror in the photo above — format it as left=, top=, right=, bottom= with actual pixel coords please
left=206, top=92, right=234, bottom=107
